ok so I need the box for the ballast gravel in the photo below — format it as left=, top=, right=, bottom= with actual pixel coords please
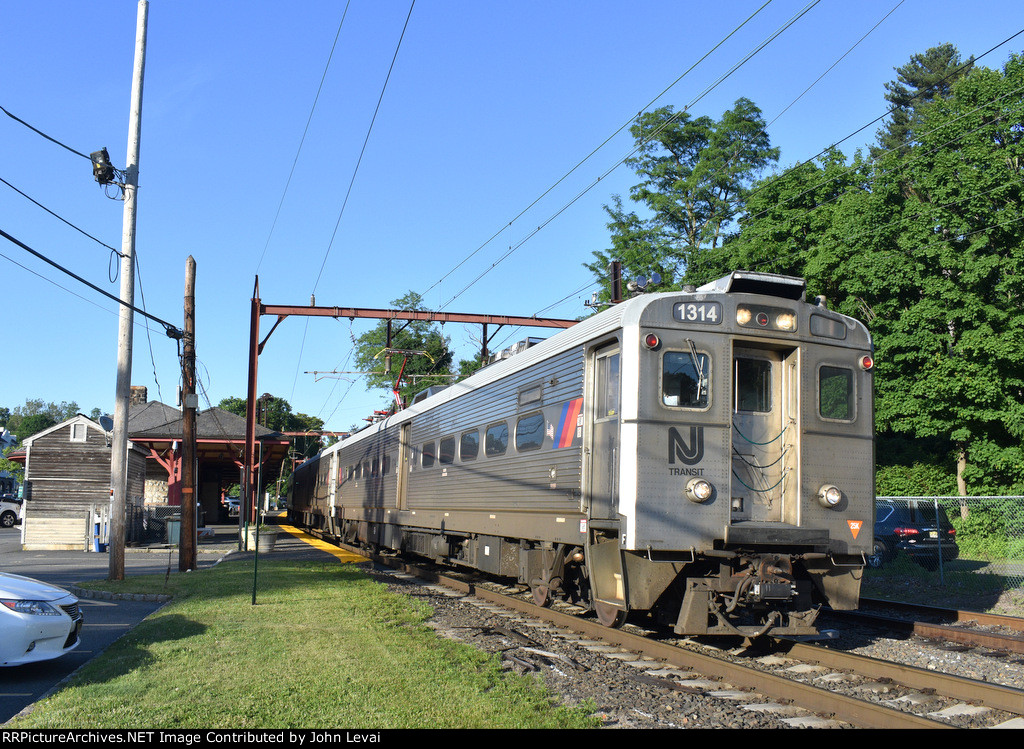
left=366, top=564, right=1024, bottom=729
left=365, top=565, right=830, bottom=729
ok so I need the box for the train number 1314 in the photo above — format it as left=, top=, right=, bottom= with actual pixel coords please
left=673, top=302, right=722, bottom=324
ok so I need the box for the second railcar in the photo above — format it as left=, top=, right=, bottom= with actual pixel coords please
left=291, top=271, right=874, bottom=638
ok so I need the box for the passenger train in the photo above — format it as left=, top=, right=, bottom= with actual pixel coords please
left=290, top=271, right=874, bottom=638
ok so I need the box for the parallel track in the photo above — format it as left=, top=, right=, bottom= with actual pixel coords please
left=361, top=547, right=1024, bottom=729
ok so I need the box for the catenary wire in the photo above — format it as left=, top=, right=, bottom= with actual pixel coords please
left=254, top=0, right=353, bottom=277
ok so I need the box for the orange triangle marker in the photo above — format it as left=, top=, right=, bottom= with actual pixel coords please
left=847, top=520, right=863, bottom=539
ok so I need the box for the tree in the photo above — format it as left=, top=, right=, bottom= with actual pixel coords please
left=586, top=98, right=779, bottom=299
left=717, top=148, right=872, bottom=302
left=712, top=49, right=1024, bottom=495
left=873, top=43, right=974, bottom=157
left=351, top=291, right=454, bottom=411
left=864, top=53, right=1024, bottom=494
left=218, top=395, right=325, bottom=463
left=2, top=399, right=81, bottom=441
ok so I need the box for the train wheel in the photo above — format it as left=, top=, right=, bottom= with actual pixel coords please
left=594, top=600, right=627, bottom=628
left=531, top=569, right=560, bottom=608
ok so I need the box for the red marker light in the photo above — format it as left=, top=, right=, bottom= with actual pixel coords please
left=644, top=333, right=660, bottom=349
left=860, top=355, right=874, bottom=370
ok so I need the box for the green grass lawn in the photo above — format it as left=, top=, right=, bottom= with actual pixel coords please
left=8, top=559, right=597, bottom=729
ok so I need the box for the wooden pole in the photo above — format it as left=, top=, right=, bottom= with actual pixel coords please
left=180, top=256, right=197, bottom=571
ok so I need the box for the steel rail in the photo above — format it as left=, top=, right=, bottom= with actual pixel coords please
left=860, top=597, right=1024, bottom=633
left=782, top=640, right=1024, bottom=715
left=370, top=555, right=950, bottom=729
left=832, top=608, right=1024, bottom=655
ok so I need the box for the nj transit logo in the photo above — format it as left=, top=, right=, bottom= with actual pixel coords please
left=668, top=426, right=704, bottom=465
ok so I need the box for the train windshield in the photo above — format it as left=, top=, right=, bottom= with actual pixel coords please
left=663, top=352, right=709, bottom=408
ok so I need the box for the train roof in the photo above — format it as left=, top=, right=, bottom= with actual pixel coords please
left=329, top=272, right=867, bottom=451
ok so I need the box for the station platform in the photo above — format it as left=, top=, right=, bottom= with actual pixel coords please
left=129, top=519, right=368, bottom=564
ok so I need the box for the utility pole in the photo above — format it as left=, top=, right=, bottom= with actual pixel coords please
left=109, top=0, right=148, bottom=581
left=180, top=256, right=197, bottom=571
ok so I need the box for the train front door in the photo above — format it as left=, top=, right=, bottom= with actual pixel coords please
left=730, top=346, right=797, bottom=523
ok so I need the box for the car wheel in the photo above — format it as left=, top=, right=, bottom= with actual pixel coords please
left=866, top=540, right=888, bottom=568
left=0, top=511, right=16, bottom=528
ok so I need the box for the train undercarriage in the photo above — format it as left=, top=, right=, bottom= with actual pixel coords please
left=298, top=510, right=858, bottom=639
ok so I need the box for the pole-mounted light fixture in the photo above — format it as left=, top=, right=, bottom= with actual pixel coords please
left=90, top=148, right=115, bottom=184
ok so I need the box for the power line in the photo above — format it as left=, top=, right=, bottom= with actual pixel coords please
left=311, top=0, right=416, bottom=295
left=0, top=104, right=93, bottom=161
left=434, top=0, right=823, bottom=312
left=0, top=226, right=182, bottom=339
left=290, top=1, right=416, bottom=404
left=415, top=0, right=779, bottom=303
left=0, top=174, right=123, bottom=257
left=254, top=0, right=354, bottom=277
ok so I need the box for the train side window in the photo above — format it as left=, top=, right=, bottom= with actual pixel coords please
left=439, top=436, right=456, bottom=464
left=819, top=365, right=855, bottom=421
left=595, top=351, right=620, bottom=419
left=460, top=430, right=479, bottom=461
left=515, top=412, right=545, bottom=452
left=383, top=454, right=391, bottom=475
left=421, top=441, right=436, bottom=468
left=663, top=351, right=709, bottom=408
left=485, top=422, right=508, bottom=457
left=734, top=357, right=771, bottom=412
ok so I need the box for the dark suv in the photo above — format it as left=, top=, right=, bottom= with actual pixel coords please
left=869, top=499, right=959, bottom=570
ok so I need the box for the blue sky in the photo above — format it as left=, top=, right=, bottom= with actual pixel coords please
left=2, top=0, right=1023, bottom=434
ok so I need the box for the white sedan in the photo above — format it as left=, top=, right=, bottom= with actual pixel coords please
left=0, top=572, right=84, bottom=666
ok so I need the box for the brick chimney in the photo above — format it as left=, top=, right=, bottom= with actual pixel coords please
left=130, top=386, right=148, bottom=406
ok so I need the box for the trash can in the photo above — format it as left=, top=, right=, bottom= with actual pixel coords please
left=166, top=517, right=181, bottom=545
left=93, top=522, right=107, bottom=552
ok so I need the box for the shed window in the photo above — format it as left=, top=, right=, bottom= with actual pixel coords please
left=70, top=423, right=87, bottom=442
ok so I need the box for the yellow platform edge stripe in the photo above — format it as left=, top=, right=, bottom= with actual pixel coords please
left=274, top=522, right=368, bottom=563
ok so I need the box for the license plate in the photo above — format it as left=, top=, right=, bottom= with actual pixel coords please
left=928, top=531, right=938, bottom=538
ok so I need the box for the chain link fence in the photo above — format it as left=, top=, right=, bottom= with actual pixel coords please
left=862, top=496, right=1024, bottom=616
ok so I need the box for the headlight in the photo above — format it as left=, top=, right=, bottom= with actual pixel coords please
left=817, top=484, right=842, bottom=508
left=1, top=599, right=61, bottom=616
left=685, top=478, right=714, bottom=504
left=775, top=313, right=796, bottom=331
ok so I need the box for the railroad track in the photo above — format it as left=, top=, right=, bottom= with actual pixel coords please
left=828, top=604, right=1024, bottom=656
left=346, top=543, right=1024, bottom=729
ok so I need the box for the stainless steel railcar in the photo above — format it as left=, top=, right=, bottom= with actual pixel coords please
left=291, top=271, right=874, bottom=638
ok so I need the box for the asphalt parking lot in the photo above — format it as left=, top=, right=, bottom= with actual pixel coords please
left=0, top=525, right=231, bottom=724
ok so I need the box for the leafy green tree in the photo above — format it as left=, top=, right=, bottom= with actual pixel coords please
left=713, top=49, right=1023, bottom=495
left=718, top=148, right=874, bottom=305
left=218, top=395, right=325, bottom=462
left=586, top=98, right=778, bottom=299
left=351, top=291, right=454, bottom=410
left=2, top=399, right=81, bottom=441
left=868, top=53, right=1024, bottom=494
left=873, top=43, right=974, bottom=157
